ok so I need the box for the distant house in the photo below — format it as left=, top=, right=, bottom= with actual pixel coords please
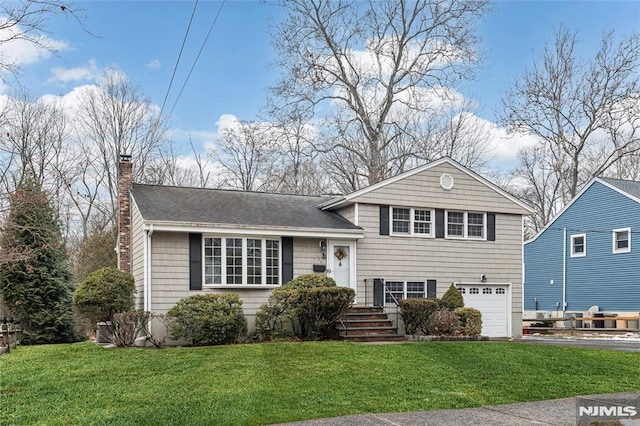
left=118, top=156, right=531, bottom=338
left=524, top=177, right=640, bottom=317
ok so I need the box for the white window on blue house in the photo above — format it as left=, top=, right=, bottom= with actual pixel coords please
left=571, top=234, right=586, bottom=258
left=613, top=228, right=631, bottom=254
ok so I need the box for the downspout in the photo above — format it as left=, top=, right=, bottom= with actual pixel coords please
left=147, top=224, right=154, bottom=313
left=143, top=229, right=149, bottom=311
left=562, top=227, right=567, bottom=316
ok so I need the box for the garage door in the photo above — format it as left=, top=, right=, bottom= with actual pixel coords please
left=457, top=285, right=510, bottom=337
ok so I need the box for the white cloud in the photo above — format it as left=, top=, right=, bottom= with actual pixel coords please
left=47, top=59, right=100, bottom=85
left=146, top=59, right=161, bottom=70
left=0, top=19, right=68, bottom=67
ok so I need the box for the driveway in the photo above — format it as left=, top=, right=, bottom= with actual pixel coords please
left=516, top=335, right=640, bottom=352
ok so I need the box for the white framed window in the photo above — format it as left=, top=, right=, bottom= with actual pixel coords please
left=570, top=234, right=586, bottom=258
left=384, top=281, right=426, bottom=303
left=613, top=228, right=631, bottom=254
left=445, top=211, right=486, bottom=239
left=204, top=236, right=280, bottom=286
left=390, top=207, right=434, bottom=237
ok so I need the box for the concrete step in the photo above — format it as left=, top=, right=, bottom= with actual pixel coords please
left=345, top=313, right=390, bottom=321
left=337, top=319, right=393, bottom=328
left=347, top=306, right=385, bottom=314
left=338, top=326, right=397, bottom=336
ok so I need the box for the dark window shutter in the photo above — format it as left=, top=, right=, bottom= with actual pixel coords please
left=487, top=213, right=496, bottom=241
left=282, top=237, right=294, bottom=284
left=427, top=280, right=437, bottom=298
left=435, top=209, right=445, bottom=238
left=189, top=233, right=202, bottom=290
left=373, top=278, right=385, bottom=307
left=379, top=205, right=390, bottom=235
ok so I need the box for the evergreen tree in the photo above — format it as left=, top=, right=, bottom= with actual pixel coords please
left=75, top=227, right=117, bottom=284
left=0, top=175, right=80, bottom=344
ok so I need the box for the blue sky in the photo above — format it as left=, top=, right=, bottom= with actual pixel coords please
left=5, top=0, right=640, bottom=161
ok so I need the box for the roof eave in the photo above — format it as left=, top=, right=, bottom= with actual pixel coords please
left=141, top=220, right=364, bottom=239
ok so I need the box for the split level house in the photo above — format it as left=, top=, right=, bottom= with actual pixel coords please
left=117, top=155, right=532, bottom=338
left=524, top=177, right=640, bottom=322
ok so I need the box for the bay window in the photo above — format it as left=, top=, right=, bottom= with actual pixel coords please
left=204, top=236, right=280, bottom=286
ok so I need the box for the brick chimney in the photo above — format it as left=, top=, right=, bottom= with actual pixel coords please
left=118, top=154, right=133, bottom=273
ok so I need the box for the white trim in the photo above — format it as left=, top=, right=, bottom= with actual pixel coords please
left=353, top=203, right=359, bottom=226
left=318, top=157, right=533, bottom=213
left=525, top=177, right=640, bottom=245
left=570, top=233, right=586, bottom=258
left=612, top=227, right=631, bottom=254
left=142, top=222, right=363, bottom=239
left=445, top=210, right=487, bottom=240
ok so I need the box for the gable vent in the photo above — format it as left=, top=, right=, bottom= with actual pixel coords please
left=440, top=173, right=454, bottom=190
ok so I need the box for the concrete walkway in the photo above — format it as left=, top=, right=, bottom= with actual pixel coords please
left=276, top=392, right=640, bottom=425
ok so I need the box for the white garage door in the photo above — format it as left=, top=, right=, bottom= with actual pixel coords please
left=457, top=285, right=510, bottom=337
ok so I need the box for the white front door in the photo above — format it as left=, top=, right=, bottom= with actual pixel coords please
left=327, top=240, right=356, bottom=293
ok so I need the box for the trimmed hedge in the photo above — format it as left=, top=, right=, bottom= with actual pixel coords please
left=441, top=284, right=464, bottom=310
left=426, top=308, right=460, bottom=336
left=72, top=267, right=135, bottom=327
left=398, top=298, right=441, bottom=335
left=255, top=275, right=354, bottom=339
left=167, top=294, right=247, bottom=346
left=284, top=274, right=337, bottom=289
left=455, top=307, right=482, bottom=336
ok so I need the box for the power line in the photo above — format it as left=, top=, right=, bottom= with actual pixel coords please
left=160, top=0, right=200, bottom=117
left=167, top=0, right=226, bottom=121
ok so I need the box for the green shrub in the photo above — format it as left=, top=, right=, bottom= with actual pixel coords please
left=455, top=307, right=482, bottom=336
left=297, top=286, right=354, bottom=339
left=255, top=302, right=288, bottom=340
left=426, top=308, right=460, bottom=336
left=283, top=274, right=337, bottom=289
left=398, top=298, right=441, bottom=335
left=255, top=275, right=354, bottom=340
left=441, top=284, right=464, bottom=310
left=167, top=294, right=247, bottom=346
left=72, top=267, right=135, bottom=329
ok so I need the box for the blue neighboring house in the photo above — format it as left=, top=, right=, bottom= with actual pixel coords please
left=524, top=177, right=640, bottom=315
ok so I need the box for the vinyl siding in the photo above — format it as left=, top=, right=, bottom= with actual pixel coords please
left=147, top=232, right=326, bottom=333
left=293, top=238, right=326, bottom=276
left=130, top=201, right=145, bottom=310
left=349, top=162, right=528, bottom=215
left=524, top=181, right=640, bottom=312
left=355, top=204, right=524, bottom=337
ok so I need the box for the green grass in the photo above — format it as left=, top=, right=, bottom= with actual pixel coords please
left=1, top=341, right=638, bottom=425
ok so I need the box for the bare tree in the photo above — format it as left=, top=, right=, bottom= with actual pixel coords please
left=510, top=145, right=563, bottom=235
left=210, top=120, right=276, bottom=192
left=501, top=26, right=640, bottom=209
left=146, top=140, right=216, bottom=188
left=74, top=69, right=168, bottom=225
left=270, top=0, right=489, bottom=188
left=0, top=1, right=88, bottom=79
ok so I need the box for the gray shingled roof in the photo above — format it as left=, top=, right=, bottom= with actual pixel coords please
left=130, top=184, right=362, bottom=231
left=600, top=177, right=640, bottom=200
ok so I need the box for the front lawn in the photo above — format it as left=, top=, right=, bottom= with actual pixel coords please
left=1, top=341, right=638, bottom=425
